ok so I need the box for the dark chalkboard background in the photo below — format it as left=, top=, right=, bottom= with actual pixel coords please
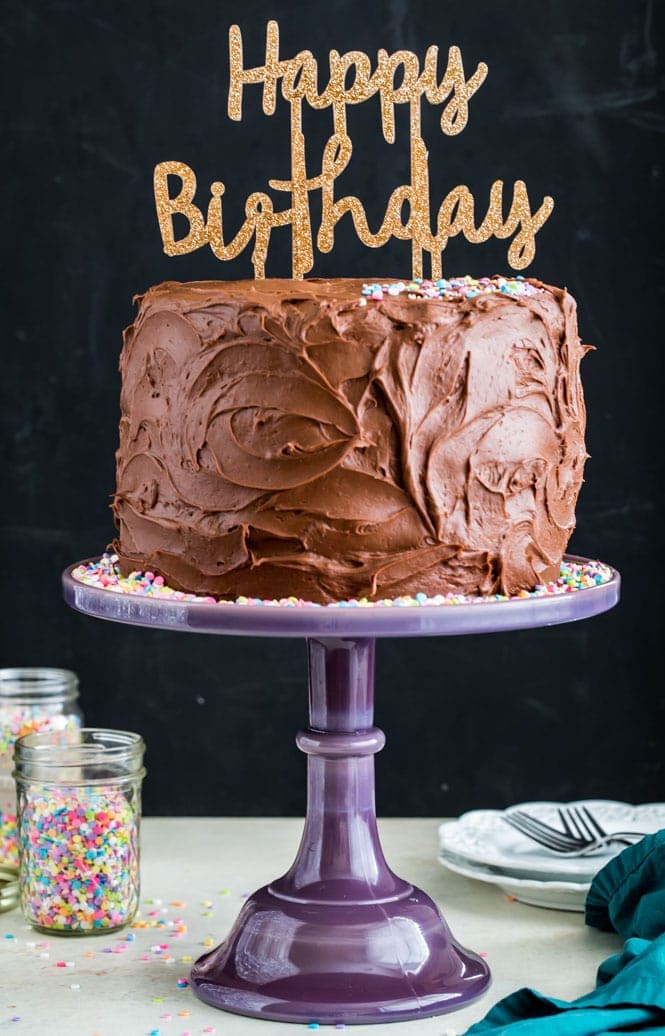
left=2, top=1, right=664, bottom=816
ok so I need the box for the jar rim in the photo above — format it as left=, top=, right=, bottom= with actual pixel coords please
left=14, top=727, right=145, bottom=766
left=0, top=668, right=79, bottom=703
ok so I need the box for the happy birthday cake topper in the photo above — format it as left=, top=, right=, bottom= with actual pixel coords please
left=153, top=21, right=554, bottom=279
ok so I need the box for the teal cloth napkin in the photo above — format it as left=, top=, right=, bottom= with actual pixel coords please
left=466, top=830, right=665, bottom=1035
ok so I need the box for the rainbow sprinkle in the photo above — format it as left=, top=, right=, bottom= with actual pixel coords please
left=360, top=275, right=542, bottom=302
left=1, top=710, right=81, bottom=867
left=18, top=786, right=139, bottom=933
left=0, top=808, right=18, bottom=871
left=73, top=554, right=612, bottom=609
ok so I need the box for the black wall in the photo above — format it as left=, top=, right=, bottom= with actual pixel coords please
left=2, top=1, right=664, bottom=816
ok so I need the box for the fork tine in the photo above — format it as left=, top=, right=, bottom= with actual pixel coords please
left=559, top=807, right=576, bottom=838
left=509, top=811, right=577, bottom=848
left=516, top=810, right=580, bottom=846
left=563, top=806, right=586, bottom=841
left=503, top=814, right=575, bottom=851
left=502, top=815, right=559, bottom=849
left=581, top=805, right=606, bottom=839
left=572, top=806, right=595, bottom=841
left=511, top=810, right=575, bottom=839
left=515, top=825, right=574, bottom=852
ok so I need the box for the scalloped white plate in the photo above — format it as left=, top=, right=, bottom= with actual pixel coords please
left=438, top=800, right=665, bottom=883
left=438, top=850, right=589, bottom=911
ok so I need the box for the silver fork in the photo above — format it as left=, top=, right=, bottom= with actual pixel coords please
left=502, top=805, right=645, bottom=856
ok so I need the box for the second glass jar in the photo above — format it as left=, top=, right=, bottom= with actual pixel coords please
left=0, top=668, right=83, bottom=867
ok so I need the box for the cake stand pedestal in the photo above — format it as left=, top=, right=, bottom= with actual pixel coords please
left=62, top=556, right=619, bottom=1026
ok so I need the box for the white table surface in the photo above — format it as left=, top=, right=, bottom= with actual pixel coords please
left=0, top=818, right=620, bottom=1036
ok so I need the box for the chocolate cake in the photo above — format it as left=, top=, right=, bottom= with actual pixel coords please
left=112, top=276, right=589, bottom=603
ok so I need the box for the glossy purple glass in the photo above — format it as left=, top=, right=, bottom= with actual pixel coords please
left=62, top=557, right=620, bottom=1024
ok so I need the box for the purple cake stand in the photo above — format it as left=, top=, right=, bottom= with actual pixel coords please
left=62, top=555, right=619, bottom=1026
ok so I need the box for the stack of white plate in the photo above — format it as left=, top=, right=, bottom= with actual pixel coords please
left=438, top=799, right=665, bottom=911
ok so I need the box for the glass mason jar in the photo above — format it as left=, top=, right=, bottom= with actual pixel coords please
left=14, top=728, right=145, bottom=935
left=0, top=668, right=83, bottom=867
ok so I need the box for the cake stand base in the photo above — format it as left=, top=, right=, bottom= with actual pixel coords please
left=62, top=556, right=619, bottom=1026
left=190, top=885, right=488, bottom=1024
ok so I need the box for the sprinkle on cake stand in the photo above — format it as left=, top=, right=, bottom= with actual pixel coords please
left=62, top=553, right=620, bottom=1024
left=73, top=553, right=613, bottom=609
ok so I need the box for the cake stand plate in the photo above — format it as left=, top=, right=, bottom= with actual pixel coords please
left=62, top=557, right=619, bottom=1026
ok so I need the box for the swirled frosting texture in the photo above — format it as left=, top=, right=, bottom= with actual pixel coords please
left=113, top=278, right=589, bottom=603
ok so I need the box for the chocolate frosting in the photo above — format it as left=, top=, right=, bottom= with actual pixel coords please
left=112, top=277, right=589, bottom=602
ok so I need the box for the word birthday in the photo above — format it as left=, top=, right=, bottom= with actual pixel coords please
left=153, top=21, right=554, bottom=278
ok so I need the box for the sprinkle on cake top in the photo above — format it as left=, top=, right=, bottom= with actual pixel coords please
left=360, top=275, right=543, bottom=302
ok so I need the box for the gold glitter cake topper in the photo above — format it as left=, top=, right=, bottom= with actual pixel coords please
left=153, top=21, right=554, bottom=279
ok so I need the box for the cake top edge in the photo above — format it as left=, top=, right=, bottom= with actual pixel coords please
left=136, top=275, right=564, bottom=308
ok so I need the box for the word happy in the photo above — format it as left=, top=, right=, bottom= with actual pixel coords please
left=153, top=21, right=554, bottom=278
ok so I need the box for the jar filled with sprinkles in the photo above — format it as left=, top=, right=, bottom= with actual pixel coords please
left=0, top=668, right=83, bottom=867
left=14, top=728, right=145, bottom=934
